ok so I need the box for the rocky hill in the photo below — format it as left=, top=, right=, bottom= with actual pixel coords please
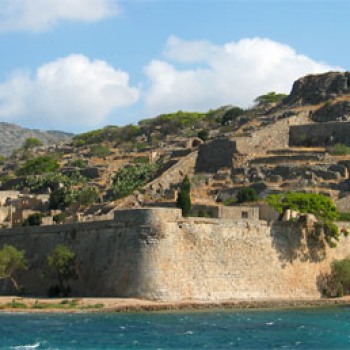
left=0, top=122, right=73, bottom=157
left=2, top=71, right=350, bottom=227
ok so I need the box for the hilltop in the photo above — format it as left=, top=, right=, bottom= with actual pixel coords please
left=0, top=122, right=73, bottom=157
left=1, top=71, right=350, bottom=228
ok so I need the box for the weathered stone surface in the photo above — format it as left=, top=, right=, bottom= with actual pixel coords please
left=289, top=122, right=350, bottom=147
left=0, top=208, right=350, bottom=301
left=285, top=71, right=350, bottom=106
left=312, top=101, right=350, bottom=122
left=195, top=138, right=236, bottom=173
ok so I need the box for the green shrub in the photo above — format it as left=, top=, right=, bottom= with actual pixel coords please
left=266, top=192, right=339, bottom=222
left=221, top=107, right=245, bottom=126
left=133, top=156, right=149, bottom=164
left=327, top=143, right=350, bottom=156
left=112, top=163, right=159, bottom=199
left=90, top=144, right=110, bottom=157
left=197, top=129, right=209, bottom=141
left=267, top=192, right=341, bottom=247
left=223, top=198, right=236, bottom=206
left=16, top=156, right=59, bottom=176
left=53, top=212, right=66, bottom=224
left=68, top=159, right=87, bottom=168
left=76, top=187, right=99, bottom=206
left=23, top=137, right=43, bottom=150
left=237, top=187, right=258, bottom=203
left=254, top=92, right=287, bottom=105
left=339, top=212, right=350, bottom=222
left=23, top=213, right=42, bottom=226
left=331, top=259, right=350, bottom=296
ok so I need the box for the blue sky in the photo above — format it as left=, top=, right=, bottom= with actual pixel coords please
left=0, top=0, right=348, bottom=133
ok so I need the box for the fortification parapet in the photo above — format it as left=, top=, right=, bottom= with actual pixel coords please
left=114, top=208, right=182, bottom=226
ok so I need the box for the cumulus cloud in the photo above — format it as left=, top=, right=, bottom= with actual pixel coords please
left=145, top=36, right=343, bottom=114
left=0, top=54, right=139, bottom=130
left=0, top=0, right=119, bottom=32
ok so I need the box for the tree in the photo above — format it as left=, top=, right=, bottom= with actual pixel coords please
left=221, top=107, right=245, bottom=126
left=254, top=92, right=287, bottom=105
left=16, top=155, right=59, bottom=176
left=0, top=245, right=27, bottom=292
left=46, top=245, right=77, bottom=297
left=237, top=187, right=258, bottom=203
left=176, top=176, right=192, bottom=216
left=23, top=137, right=43, bottom=150
left=197, top=129, right=209, bottom=141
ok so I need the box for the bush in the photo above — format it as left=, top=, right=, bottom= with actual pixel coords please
left=53, top=212, right=66, bottom=224
left=330, top=259, right=350, bottom=296
left=327, top=143, right=350, bottom=156
left=68, top=159, right=87, bottom=168
left=90, top=145, right=110, bottom=157
left=339, top=212, right=350, bottom=221
left=266, top=192, right=339, bottom=222
left=221, top=107, right=245, bottom=126
left=197, top=129, right=209, bottom=141
left=237, top=187, right=258, bottom=204
left=22, top=213, right=42, bottom=226
left=76, top=187, right=99, bottom=206
left=112, top=163, right=159, bottom=199
left=267, top=192, right=341, bottom=247
left=23, top=137, right=43, bottom=150
left=16, top=156, right=59, bottom=176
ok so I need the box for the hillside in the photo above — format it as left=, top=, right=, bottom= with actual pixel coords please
left=1, top=71, right=350, bottom=229
left=0, top=122, right=73, bottom=157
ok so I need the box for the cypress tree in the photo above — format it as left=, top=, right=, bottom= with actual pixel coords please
left=176, top=176, right=192, bottom=216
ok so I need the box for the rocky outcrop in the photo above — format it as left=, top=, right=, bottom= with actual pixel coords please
left=311, top=101, right=350, bottom=122
left=285, top=71, right=350, bottom=106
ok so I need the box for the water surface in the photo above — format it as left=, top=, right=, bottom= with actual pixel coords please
left=1, top=307, right=350, bottom=349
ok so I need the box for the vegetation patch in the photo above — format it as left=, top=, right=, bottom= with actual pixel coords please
left=112, top=163, right=159, bottom=199
left=327, top=143, right=350, bottom=156
left=267, top=192, right=341, bottom=247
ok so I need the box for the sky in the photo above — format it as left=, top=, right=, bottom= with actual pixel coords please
left=0, top=0, right=348, bottom=133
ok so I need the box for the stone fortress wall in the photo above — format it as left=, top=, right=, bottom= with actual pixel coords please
left=0, top=208, right=349, bottom=301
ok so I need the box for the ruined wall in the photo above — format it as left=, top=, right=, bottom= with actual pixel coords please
left=195, top=138, right=236, bottom=173
left=0, top=208, right=349, bottom=301
left=235, top=114, right=309, bottom=155
left=289, top=122, right=350, bottom=147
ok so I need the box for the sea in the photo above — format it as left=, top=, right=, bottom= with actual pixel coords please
left=0, top=307, right=350, bottom=349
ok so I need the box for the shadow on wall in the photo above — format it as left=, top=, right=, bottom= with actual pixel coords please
left=270, top=221, right=326, bottom=269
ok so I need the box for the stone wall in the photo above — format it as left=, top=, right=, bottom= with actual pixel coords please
left=195, top=138, right=236, bottom=173
left=0, top=208, right=349, bottom=301
left=235, top=114, right=309, bottom=156
left=289, top=122, right=350, bottom=147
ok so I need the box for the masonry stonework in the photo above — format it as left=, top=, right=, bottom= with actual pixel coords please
left=0, top=208, right=349, bottom=301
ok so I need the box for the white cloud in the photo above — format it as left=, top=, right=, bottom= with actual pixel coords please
left=145, top=36, right=343, bottom=115
left=0, top=0, right=119, bottom=32
left=0, top=54, right=139, bottom=130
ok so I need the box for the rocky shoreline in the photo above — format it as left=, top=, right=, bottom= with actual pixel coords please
left=1, top=297, right=350, bottom=314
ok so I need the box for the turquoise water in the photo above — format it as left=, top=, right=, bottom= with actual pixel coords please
left=1, top=307, right=350, bottom=349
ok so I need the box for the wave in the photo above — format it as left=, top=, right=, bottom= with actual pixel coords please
left=11, top=342, right=41, bottom=350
